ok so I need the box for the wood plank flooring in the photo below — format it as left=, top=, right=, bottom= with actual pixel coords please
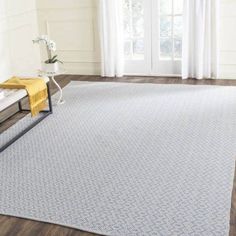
left=0, top=75, right=236, bottom=236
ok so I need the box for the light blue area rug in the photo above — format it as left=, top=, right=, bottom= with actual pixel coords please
left=0, top=81, right=236, bottom=236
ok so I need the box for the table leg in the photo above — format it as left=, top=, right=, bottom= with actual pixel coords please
left=50, top=76, right=65, bottom=105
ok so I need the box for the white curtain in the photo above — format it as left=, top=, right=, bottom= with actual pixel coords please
left=99, top=0, right=124, bottom=77
left=182, top=0, right=219, bottom=79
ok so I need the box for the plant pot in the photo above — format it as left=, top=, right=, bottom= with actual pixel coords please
left=42, top=62, right=59, bottom=73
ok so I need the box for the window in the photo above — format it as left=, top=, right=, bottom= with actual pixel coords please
left=159, top=0, right=183, bottom=60
left=123, top=0, right=183, bottom=75
left=124, top=0, right=145, bottom=60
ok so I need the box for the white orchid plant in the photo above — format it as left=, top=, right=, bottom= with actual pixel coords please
left=33, top=35, right=63, bottom=64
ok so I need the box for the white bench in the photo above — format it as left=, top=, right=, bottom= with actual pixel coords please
left=0, top=77, right=52, bottom=152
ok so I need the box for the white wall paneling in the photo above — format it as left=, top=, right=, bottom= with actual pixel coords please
left=0, top=0, right=41, bottom=82
left=36, top=0, right=100, bottom=75
left=219, top=0, right=236, bottom=79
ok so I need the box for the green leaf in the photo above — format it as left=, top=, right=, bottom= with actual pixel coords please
left=51, top=55, right=57, bottom=61
left=45, top=55, right=63, bottom=64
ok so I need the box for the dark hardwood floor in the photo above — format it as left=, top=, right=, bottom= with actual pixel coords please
left=1, top=75, right=236, bottom=236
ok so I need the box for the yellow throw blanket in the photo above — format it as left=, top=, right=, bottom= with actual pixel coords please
left=0, top=77, right=48, bottom=117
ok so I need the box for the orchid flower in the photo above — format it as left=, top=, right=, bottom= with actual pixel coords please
left=33, top=35, right=57, bottom=60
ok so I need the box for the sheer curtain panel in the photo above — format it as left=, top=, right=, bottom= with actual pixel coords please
left=182, top=0, right=219, bottom=79
left=99, top=0, right=124, bottom=77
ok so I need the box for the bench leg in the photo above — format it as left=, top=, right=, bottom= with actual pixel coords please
left=0, top=83, right=53, bottom=153
left=18, top=101, right=22, bottom=112
left=47, top=82, right=53, bottom=113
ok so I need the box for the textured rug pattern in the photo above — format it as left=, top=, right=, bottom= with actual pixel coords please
left=1, top=82, right=236, bottom=236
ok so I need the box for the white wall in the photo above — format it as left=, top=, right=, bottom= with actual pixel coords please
left=219, top=0, right=236, bottom=79
left=0, top=0, right=41, bottom=82
left=36, top=0, right=100, bottom=75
